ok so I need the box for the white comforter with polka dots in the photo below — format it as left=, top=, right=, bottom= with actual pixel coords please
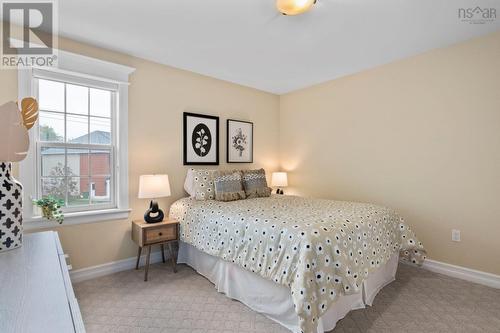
left=170, top=195, right=426, bottom=333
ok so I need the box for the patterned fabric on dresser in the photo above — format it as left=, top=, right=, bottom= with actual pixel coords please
left=214, top=170, right=246, bottom=202
left=193, top=169, right=216, bottom=200
left=242, top=168, right=271, bottom=198
left=170, top=195, right=426, bottom=333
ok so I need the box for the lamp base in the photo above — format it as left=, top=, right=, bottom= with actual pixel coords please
left=144, top=200, right=164, bottom=223
left=276, top=188, right=284, bottom=195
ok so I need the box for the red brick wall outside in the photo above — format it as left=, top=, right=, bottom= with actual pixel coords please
left=80, top=153, right=110, bottom=196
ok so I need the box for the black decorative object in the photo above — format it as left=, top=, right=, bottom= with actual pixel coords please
left=0, top=162, right=23, bottom=253
left=183, top=112, right=219, bottom=165
left=276, top=189, right=284, bottom=195
left=144, top=200, right=164, bottom=224
left=227, top=119, right=253, bottom=163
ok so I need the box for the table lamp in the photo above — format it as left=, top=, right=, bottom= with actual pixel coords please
left=138, top=174, right=171, bottom=223
left=271, top=172, right=288, bottom=195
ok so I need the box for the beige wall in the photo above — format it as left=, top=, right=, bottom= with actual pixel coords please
left=279, top=31, right=500, bottom=275
left=3, top=29, right=499, bottom=275
left=1, top=36, right=280, bottom=270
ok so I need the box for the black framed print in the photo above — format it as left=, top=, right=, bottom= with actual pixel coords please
left=183, top=112, right=219, bottom=165
left=227, top=119, right=253, bottom=163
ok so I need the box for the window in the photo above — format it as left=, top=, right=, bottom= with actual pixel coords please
left=37, top=77, right=115, bottom=211
left=18, top=50, right=135, bottom=228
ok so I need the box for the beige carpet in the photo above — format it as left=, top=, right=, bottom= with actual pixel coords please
left=74, top=262, right=500, bottom=333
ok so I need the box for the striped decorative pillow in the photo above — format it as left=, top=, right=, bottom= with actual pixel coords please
left=242, top=169, right=272, bottom=198
left=214, top=170, right=246, bottom=202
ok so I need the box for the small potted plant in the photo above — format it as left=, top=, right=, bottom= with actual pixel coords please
left=33, top=196, right=65, bottom=224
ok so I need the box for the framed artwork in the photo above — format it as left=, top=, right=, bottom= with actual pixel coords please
left=227, top=119, right=253, bottom=163
left=183, top=112, right=219, bottom=165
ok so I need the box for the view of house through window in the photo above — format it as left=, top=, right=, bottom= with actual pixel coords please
left=37, top=78, right=115, bottom=210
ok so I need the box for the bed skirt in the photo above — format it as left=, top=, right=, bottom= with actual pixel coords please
left=178, top=241, right=398, bottom=333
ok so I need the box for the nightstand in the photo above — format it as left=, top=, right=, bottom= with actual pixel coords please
left=131, top=219, right=179, bottom=281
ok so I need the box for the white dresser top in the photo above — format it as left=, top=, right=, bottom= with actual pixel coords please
left=0, top=232, right=78, bottom=333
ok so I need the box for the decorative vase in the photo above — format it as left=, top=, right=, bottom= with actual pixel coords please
left=0, top=162, right=23, bottom=252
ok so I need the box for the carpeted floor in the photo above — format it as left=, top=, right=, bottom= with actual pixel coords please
left=74, top=262, right=500, bottom=333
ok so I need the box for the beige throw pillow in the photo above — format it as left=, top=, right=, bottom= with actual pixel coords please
left=214, top=170, right=246, bottom=202
left=193, top=169, right=216, bottom=200
left=241, top=169, right=272, bottom=198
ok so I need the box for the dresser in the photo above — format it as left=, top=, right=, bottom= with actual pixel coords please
left=0, top=231, right=85, bottom=333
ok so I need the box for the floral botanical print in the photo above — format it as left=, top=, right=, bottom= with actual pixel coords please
left=170, top=195, right=426, bottom=333
left=232, top=128, right=247, bottom=157
left=192, top=123, right=211, bottom=157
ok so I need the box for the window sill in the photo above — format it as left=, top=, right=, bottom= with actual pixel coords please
left=23, top=208, right=132, bottom=231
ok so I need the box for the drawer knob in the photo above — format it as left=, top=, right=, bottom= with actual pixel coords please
left=159, top=232, right=163, bottom=236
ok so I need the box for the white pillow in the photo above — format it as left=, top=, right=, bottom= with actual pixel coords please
left=184, top=168, right=196, bottom=197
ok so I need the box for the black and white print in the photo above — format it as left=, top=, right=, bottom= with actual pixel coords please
left=227, top=119, right=253, bottom=163
left=0, top=162, right=23, bottom=253
left=184, top=112, right=219, bottom=165
left=192, top=169, right=216, bottom=201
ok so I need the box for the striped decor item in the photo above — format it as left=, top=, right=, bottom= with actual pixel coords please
left=214, top=170, right=246, bottom=202
left=242, top=169, right=271, bottom=198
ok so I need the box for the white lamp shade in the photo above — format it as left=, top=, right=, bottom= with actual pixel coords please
left=271, top=172, right=288, bottom=187
left=138, top=175, right=171, bottom=199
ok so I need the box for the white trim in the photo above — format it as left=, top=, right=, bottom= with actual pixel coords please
left=71, top=254, right=500, bottom=287
left=23, top=208, right=132, bottom=231
left=116, top=81, right=130, bottom=213
left=18, top=67, right=36, bottom=220
left=402, top=259, right=500, bottom=289
left=70, top=250, right=167, bottom=283
left=10, top=39, right=135, bottom=83
left=33, top=67, right=121, bottom=90
left=56, top=49, right=135, bottom=84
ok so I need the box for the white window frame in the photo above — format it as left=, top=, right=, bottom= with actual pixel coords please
left=18, top=50, right=135, bottom=230
left=34, top=70, right=117, bottom=213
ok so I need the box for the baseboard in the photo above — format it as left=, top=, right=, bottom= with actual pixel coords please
left=71, top=251, right=500, bottom=290
left=402, top=258, right=500, bottom=289
left=70, top=251, right=166, bottom=283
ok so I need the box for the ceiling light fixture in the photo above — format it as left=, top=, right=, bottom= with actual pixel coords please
left=276, top=0, right=317, bottom=16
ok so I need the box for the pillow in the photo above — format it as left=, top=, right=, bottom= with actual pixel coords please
left=193, top=169, right=216, bottom=200
left=214, top=170, right=246, bottom=202
left=242, top=169, right=272, bottom=198
left=184, top=168, right=196, bottom=197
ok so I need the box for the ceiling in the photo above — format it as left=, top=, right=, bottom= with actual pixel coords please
left=53, top=0, right=500, bottom=94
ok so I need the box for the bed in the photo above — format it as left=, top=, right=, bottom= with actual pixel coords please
left=170, top=195, right=426, bottom=333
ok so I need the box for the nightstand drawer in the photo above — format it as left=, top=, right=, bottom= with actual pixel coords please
left=144, top=225, right=177, bottom=244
